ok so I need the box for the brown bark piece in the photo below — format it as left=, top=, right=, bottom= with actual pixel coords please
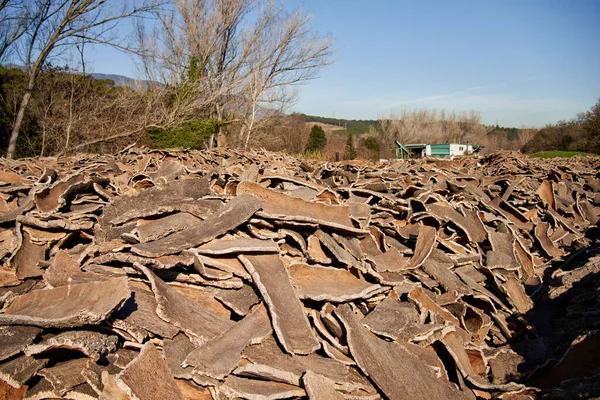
left=0, top=277, right=130, bottom=328
left=100, top=178, right=213, bottom=227
left=439, top=331, right=524, bottom=391
left=0, top=326, right=41, bottom=362
left=185, top=304, right=272, bottom=379
left=486, top=230, right=519, bottom=269
left=135, top=212, right=201, bottom=243
left=288, top=263, right=381, bottom=302
left=302, top=370, right=345, bottom=400
left=407, top=222, right=437, bottom=269
left=44, top=250, right=106, bottom=287
left=0, top=355, right=48, bottom=388
left=314, top=230, right=363, bottom=270
left=536, top=180, right=556, bottom=211
left=0, top=379, right=27, bottom=400
left=361, top=296, right=419, bottom=340
left=422, top=256, right=471, bottom=295
left=34, top=173, right=86, bottom=213
left=112, top=282, right=180, bottom=340
left=408, top=286, right=461, bottom=327
left=501, top=275, right=534, bottom=314
left=175, top=379, right=213, bottom=400
left=139, top=265, right=233, bottom=342
left=25, top=330, right=118, bottom=361
left=237, top=181, right=359, bottom=232
left=196, top=238, right=280, bottom=255
left=131, top=194, right=261, bottom=257
left=240, top=337, right=369, bottom=388
left=116, top=342, right=185, bottom=400
left=10, top=229, right=45, bottom=280
left=219, top=376, right=305, bottom=400
left=38, top=358, right=89, bottom=397
left=213, top=284, right=260, bottom=316
left=163, top=333, right=196, bottom=379
left=240, top=254, right=319, bottom=355
left=428, top=203, right=487, bottom=243
left=335, top=304, right=470, bottom=400
left=370, top=247, right=408, bottom=272
left=534, top=222, right=564, bottom=259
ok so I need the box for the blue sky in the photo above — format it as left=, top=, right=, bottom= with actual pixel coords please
left=88, top=0, right=600, bottom=127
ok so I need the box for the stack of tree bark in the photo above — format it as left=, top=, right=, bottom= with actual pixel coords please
left=0, top=147, right=599, bottom=400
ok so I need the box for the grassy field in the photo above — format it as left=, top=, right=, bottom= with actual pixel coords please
left=532, top=150, right=592, bottom=158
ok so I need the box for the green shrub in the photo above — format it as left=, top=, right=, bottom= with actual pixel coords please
left=150, top=119, right=224, bottom=149
left=361, top=136, right=380, bottom=160
left=305, top=124, right=327, bottom=152
left=344, top=132, right=357, bottom=160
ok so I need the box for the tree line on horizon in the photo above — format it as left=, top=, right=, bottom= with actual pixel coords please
left=0, top=1, right=597, bottom=160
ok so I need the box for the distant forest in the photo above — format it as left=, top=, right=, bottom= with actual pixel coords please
left=302, top=115, right=382, bottom=135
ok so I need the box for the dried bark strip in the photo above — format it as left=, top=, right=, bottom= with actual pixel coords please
left=139, top=265, right=233, bottom=342
left=196, top=238, right=280, bottom=255
left=116, top=342, right=185, bottom=400
left=100, top=178, right=213, bottom=227
left=240, top=254, right=320, bottom=355
left=131, top=194, right=261, bottom=257
left=335, top=304, right=469, bottom=400
left=0, top=277, right=130, bottom=328
left=0, top=326, right=41, bottom=362
left=25, top=330, right=118, bottom=361
left=407, top=222, right=437, bottom=269
left=237, top=181, right=361, bottom=233
left=288, top=263, right=381, bottom=302
left=184, top=304, right=272, bottom=379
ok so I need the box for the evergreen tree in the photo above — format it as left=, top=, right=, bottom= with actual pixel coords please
left=305, top=124, right=327, bottom=152
left=344, top=132, right=357, bottom=160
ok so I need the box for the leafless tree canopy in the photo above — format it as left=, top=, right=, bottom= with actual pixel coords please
left=138, top=0, right=334, bottom=150
left=5, top=0, right=158, bottom=159
left=379, top=108, right=487, bottom=145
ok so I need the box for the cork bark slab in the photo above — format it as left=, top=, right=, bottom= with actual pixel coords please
left=131, top=194, right=261, bottom=257
left=0, top=277, right=130, bottom=328
left=240, top=254, right=319, bottom=355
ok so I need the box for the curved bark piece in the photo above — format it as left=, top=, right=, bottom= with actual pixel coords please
left=184, top=304, right=272, bottom=379
left=0, top=277, right=130, bottom=328
left=302, top=370, right=345, bottom=400
left=213, top=284, right=260, bottom=316
left=288, top=263, right=381, bottom=302
left=135, top=212, right=202, bottom=243
left=486, top=230, right=519, bottom=270
left=534, top=222, right=564, bottom=259
left=0, top=326, right=41, bottom=362
left=139, top=265, right=233, bottom=343
left=10, top=229, right=46, bottom=280
left=428, top=203, right=487, bottom=243
left=99, top=178, right=213, bottom=228
left=407, top=222, right=437, bottom=269
left=34, top=173, right=86, bottom=213
left=240, top=254, right=319, bottom=355
left=536, top=180, right=556, bottom=211
left=361, top=296, right=419, bottom=340
left=25, top=330, right=118, bottom=361
left=237, top=181, right=362, bottom=233
left=131, top=194, right=261, bottom=257
left=110, top=282, right=180, bottom=340
left=0, top=355, right=48, bottom=389
left=38, top=358, right=89, bottom=397
left=335, top=304, right=470, bottom=400
left=116, top=342, right=185, bottom=400
left=196, top=238, right=280, bottom=255
left=218, top=376, right=305, bottom=400
left=439, top=331, right=524, bottom=391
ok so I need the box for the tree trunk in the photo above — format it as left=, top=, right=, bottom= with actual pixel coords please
left=6, top=88, right=33, bottom=159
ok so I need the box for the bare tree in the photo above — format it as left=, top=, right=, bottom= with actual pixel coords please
left=137, top=0, right=333, bottom=151
left=0, top=0, right=29, bottom=63
left=5, top=0, right=158, bottom=159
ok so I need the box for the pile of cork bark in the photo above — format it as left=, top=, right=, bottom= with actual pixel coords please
left=0, top=147, right=599, bottom=399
